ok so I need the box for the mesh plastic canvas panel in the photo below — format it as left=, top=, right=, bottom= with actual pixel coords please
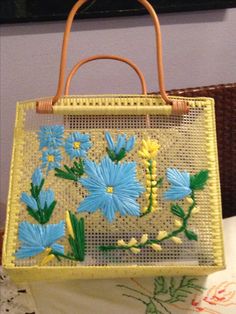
left=3, top=95, right=225, bottom=282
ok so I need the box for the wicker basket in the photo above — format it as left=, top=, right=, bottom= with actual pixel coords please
left=2, top=0, right=225, bottom=282
left=168, top=83, right=236, bottom=219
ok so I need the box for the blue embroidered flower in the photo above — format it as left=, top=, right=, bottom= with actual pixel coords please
left=164, top=168, right=192, bottom=201
left=16, top=221, right=65, bottom=259
left=65, top=132, right=91, bottom=159
left=39, top=189, right=55, bottom=208
left=105, top=132, right=136, bottom=154
left=41, top=148, right=62, bottom=172
left=21, top=193, right=38, bottom=211
left=77, top=157, right=144, bottom=222
left=31, top=167, right=43, bottom=186
left=38, top=125, right=64, bottom=150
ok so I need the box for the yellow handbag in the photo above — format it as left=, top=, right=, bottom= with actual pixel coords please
left=3, top=0, right=224, bottom=282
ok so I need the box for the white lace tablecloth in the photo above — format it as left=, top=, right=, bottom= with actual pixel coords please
left=1, top=216, right=235, bottom=314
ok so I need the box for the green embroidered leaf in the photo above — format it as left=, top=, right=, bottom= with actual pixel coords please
left=171, top=204, right=185, bottom=218
left=155, top=177, right=164, bottom=187
left=184, top=229, right=198, bottom=241
left=106, top=148, right=117, bottom=161
left=55, top=168, right=74, bottom=180
left=190, top=170, right=209, bottom=190
left=116, top=148, right=126, bottom=161
left=55, top=166, right=78, bottom=181
left=72, top=160, right=84, bottom=176
left=27, top=207, right=41, bottom=223
left=154, top=277, right=167, bottom=295
left=68, top=212, right=85, bottom=262
left=30, top=179, right=45, bottom=198
left=107, top=147, right=127, bottom=162
left=43, top=200, right=57, bottom=224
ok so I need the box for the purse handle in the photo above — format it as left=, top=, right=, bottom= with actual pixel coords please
left=37, top=0, right=188, bottom=114
left=65, top=55, right=147, bottom=95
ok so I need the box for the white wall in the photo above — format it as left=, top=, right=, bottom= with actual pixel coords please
left=0, top=9, right=236, bottom=226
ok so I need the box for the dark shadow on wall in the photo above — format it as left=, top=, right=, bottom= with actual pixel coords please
left=0, top=9, right=228, bottom=36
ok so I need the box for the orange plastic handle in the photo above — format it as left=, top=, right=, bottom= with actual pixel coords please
left=53, top=0, right=170, bottom=104
left=65, top=55, right=148, bottom=95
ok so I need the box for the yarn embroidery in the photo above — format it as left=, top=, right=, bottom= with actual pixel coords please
left=138, top=138, right=163, bottom=216
left=15, top=221, right=65, bottom=260
left=64, top=132, right=91, bottom=159
left=20, top=168, right=57, bottom=224
left=77, top=157, right=144, bottom=222
left=54, top=132, right=92, bottom=181
left=105, top=132, right=135, bottom=162
left=99, top=169, right=209, bottom=253
left=38, top=125, right=64, bottom=150
left=41, top=148, right=62, bottom=173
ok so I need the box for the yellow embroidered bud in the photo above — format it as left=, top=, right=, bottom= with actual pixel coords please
left=150, top=152, right=157, bottom=159
left=141, top=207, right=149, bottom=214
left=171, top=236, right=182, bottom=244
left=152, top=187, right=158, bottom=193
left=143, top=160, right=150, bottom=167
left=66, top=211, right=75, bottom=239
left=117, top=239, right=127, bottom=246
left=192, top=206, right=200, bottom=214
left=157, top=230, right=168, bottom=240
left=152, top=193, right=157, bottom=200
left=44, top=247, right=52, bottom=255
left=146, top=180, right=152, bottom=187
left=138, top=151, right=147, bottom=159
left=146, top=187, right=151, bottom=193
left=128, top=238, right=138, bottom=247
left=140, top=234, right=148, bottom=244
left=150, top=207, right=157, bottom=213
left=152, top=166, right=157, bottom=173
left=151, top=181, right=157, bottom=187
left=142, top=149, right=151, bottom=158
left=40, top=254, right=55, bottom=266
left=146, top=174, right=152, bottom=180
left=152, top=160, right=157, bottom=168
left=130, top=247, right=141, bottom=254
left=38, top=247, right=52, bottom=262
left=174, top=219, right=182, bottom=228
left=145, top=193, right=150, bottom=199
left=151, top=243, right=162, bottom=251
left=142, top=139, right=148, bottom=150
left=185, top=197, right=194, bottom=205
left=152, top=200, right=158, bottom=207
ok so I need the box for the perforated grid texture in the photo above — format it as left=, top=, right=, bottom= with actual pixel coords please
left=4, top=96, right=224, bottom=273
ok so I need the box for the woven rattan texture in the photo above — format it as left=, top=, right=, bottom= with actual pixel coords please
left=168, top=83, right=236, bottom=219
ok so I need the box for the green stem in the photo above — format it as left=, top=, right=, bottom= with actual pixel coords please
left=99, top=192, right=196, bottom=252
left=141, top=162, right=163, bottom=218
left=141, top=159, right=153, bottom=217
left=52, top=251, right=78, bottom=262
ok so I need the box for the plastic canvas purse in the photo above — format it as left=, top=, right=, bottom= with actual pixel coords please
left=3, top=0, right=225, bottom=282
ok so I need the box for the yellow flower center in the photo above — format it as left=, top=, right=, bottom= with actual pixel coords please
left=106, top=186, right=114, bottom=193
left=73, top=141, right=81, bottom=149
left=47, top=155, right=55, bottom=162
